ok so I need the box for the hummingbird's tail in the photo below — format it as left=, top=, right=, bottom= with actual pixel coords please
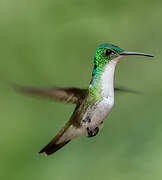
left=38, top=139, right=70, bottom=155
left=39, top=121, right=86, bottom=155
left=38, top=123, right=71, bottom=156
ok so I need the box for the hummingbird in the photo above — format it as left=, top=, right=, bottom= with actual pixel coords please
left=14, top=43, right=154, bottom=156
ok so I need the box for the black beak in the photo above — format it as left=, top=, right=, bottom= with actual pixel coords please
left=120, top=51, right=154, bottom=57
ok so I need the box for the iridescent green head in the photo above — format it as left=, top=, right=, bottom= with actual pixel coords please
left=94, top=43, right=124, bottom=66
left=91, top=43, right=154, bottom=83
left=94, top=43, right=154, bottom=66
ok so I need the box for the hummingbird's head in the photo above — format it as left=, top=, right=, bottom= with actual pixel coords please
left=94, top=43, right=124, bottom=65
left=94, top=43, right=154, bottom=66
left=91, top=43, right=153, bottom=86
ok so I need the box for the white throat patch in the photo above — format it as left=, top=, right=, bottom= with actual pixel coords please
left=100, top=56, right=123, bottom=98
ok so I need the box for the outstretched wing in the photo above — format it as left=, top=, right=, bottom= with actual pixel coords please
left=13, top=84, right=88, bottom=104
left=13, top=84, right=140, bottom=104
left=114, top=84, right=142, bottom=95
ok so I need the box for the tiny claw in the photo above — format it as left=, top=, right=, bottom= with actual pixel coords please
left=87, top=127, right=99, bottom=138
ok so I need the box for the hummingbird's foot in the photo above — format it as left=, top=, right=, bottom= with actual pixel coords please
left=87, top=127, right=99, bottom=138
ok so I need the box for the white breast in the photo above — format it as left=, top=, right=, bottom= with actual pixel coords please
left=89, top=56, right=123, bottom=129
left=101, top=57, right=121, bottom=98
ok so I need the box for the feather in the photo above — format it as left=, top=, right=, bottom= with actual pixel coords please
left=13, top=84, right=88, bottom=104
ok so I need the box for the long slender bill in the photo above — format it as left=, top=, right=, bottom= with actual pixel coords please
left=120, top=51, right=154, bottom=57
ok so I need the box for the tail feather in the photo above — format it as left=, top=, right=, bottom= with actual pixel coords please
left=39, top=123, right=72, bottom=156
left=39, top=140, right=70, bottom=156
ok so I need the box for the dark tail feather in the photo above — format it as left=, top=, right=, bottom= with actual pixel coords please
left=39, top=140, right=70, bottom=156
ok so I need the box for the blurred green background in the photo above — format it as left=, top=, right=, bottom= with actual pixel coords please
left=0, top=0, right=162, bottom=180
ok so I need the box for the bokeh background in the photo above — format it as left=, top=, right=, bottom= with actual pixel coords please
left=0, top=0, right=162, bottom=180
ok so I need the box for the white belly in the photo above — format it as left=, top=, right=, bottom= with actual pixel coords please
left=57, top=98, right=114, bottom=144
left=85, top=97, right=114, bottom=129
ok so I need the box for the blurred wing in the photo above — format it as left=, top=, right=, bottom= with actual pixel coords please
left=114, top=84, right=142, bottom=95
left=13, top=83, right=139, bottom=104
left=13, top=84, right=88, bottom=104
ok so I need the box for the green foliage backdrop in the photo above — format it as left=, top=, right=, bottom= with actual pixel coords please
left=0, top=0, right=162, bottom=180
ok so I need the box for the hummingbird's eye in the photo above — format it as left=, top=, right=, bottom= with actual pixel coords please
left=103, top=49, right=112, bottom=56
